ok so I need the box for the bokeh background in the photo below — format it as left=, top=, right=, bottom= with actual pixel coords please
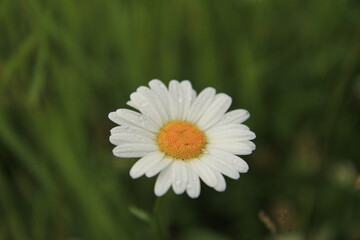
left=1, top=0, right=360, bottom=239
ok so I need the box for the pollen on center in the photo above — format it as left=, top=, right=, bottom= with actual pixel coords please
left=157, top=121, right=206, bottom=160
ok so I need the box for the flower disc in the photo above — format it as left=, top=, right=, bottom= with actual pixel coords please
left=157, top=121, right=206, bottom=160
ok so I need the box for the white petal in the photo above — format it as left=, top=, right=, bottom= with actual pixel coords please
left=126, top=100, right=137, bottom=109
left=197, top=93, right=232, bottom=130
left=209, top=138, right=252, bottom=144
left=130, top=92, right=163, bottom=126
left=130, top=152, right=165, bottom=178
left=145, top=156, right=172, bottom=177
left=112, top=143, right=157, bottom=158
left=109, top=109, right=158, bottom=132
left=109, top=132, right=154, bottom=145
left=171, top=161, right=187, bottom=194
left=213, top=171, right=226, bottom=192
left=202, top=155, right=239, bottom=179
left=207, top=123, right=250, bottom=134
left=137, top=86, right=169, bottom=122
left=243, top=141, right=256, bottom=151
left=168, top=80, right=183, bottom=120
left=191, top=90, right=197, bottom=104
left=232, top=157, right=249, bottom=173
left=148, top=79, right=170, bottom=117
left=207, top=127, right=255, bottom=139
left=185, top=163, right=201, bottom=198
left=207, top=129, right=256, bottom=143
left=189, top=158, right=217, bottom=188
left=110, top=126, right=155, bottom=140
left=208, top=149, right=249, bottom=173
left=187, top=87, right=216, bottom=122
left=216, top=109, right=250, bottom=126
left=180, top=80, right=193, bottom=119
left=154, top=163, right=173, bottom=196
left=207, top=142, right=253, bottom=155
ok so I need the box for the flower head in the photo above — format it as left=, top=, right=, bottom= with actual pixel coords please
left=109, top=80, right=255, bottom=198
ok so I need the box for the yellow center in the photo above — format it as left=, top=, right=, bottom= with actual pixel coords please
left=157, top=121, right=206, bottom=160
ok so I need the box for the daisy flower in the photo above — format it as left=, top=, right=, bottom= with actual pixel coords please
left=108, top=80, right=256, bottom=198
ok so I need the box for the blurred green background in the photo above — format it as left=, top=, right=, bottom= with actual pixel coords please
left=1, top=0, right=360, bottom=239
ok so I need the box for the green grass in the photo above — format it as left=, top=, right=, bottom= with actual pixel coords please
left=1, top=0, right=360, bottom=239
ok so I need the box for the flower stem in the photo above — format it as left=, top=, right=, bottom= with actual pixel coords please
left=152, top=197, right=166, bottom=240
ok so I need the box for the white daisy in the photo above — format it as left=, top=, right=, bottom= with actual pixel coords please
left=108, top=79, right=256, bottom=198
